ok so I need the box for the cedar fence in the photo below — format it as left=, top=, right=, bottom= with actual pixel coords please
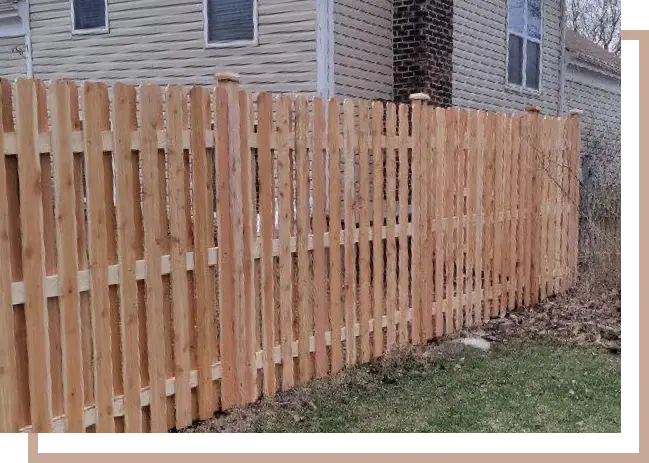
left=0, top=74, right=581, bottom=433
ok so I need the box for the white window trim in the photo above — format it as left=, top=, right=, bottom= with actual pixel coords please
left=505, top=0, right=544, bottom=94
left=203, top=0, right=259, bottom=49
left=70, top=0, right=109, bottom=35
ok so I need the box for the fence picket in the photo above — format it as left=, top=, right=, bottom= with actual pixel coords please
left=295, top=95, right=313, bottom=382
left=410, top=100, right=422, bottom=344
left=422, top=106, right=434, bottom=340
left=493, top=114, right=505, bottom=318
left=444, top=109, right=456, bottom=333
left=312, top=97, right=328, bottom=377
left=385, top=103, right=398, bottom=348
left=455, top=110, right=468, bottom=329
left=371, top=101, right=385, bottom=358
left=398, top=104, right=409, bottom=345
left=276, top=94, right=295, bottom=389
left=82, top=82, right=114, bottom=432
left=358, top=101, right=372, bottom=361
left=0, top=79, right=18, bottom=433
left=434, top=108, right=446, bottom=336
left=509, top=116, right=521, bottom=309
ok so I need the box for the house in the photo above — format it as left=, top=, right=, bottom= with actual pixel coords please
left=1, top=2, right=619, bottom=169
left=564, top=29, right=620, bottom=185
left=1, top=1, right=564, bottom=109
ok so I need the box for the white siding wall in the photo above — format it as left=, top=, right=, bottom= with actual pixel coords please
left=28, top=0, right=317, bottom=92
left=333, top=0, right=392, bottom=100
left=0, top=36, right=27, bottom=79
left=566, top=61, right=620, bottom=184
left=452, top=0, right=563, bottom=115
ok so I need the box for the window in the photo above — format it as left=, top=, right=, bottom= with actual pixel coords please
left=507, top=0, right=542, bottom=90
left=71, top=0, right=108, bottom=33
left=204, top=0, right=257, bottom=47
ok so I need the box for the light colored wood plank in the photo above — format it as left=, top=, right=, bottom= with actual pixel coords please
left=357, top=101, right=371, bottom=361
left=483, top=112, right=496, bottom=322
left=312, top=97, right=328, bottom=377
left=111, top=83, right=142, bottom=433
left=189, top=86, right=218, bottom=418
left=455, top=109, right=468, bottom=329
left=474, top=111, right=486, bottom=324
left=444, top=109, right=456, bottom=333
left=295, top=95, right=313, bottom=382
left=409, top=100, right=422, bottom=344
left=539, top=117, right=550, bottom=302
left=493, top=113, right=505, bottom=318
left=257, top=92, right=277, bottom=395
left=522, top=112, right=535, bottom=307
left=371, top=101, right=385, bottom=357
left=342, top=99, right=357, bottom=366
left=385, top=102, right=398, bottom=349
left=509, top=116, right=521, bottom=309
left=239, top=90, right=258, bottom=402
left=276, top=94, right=295, bottom=389
left=559, top=117, right=570, bottom=292
left=551, top=118, right=563, bottom=295
left=327, top=98, right=344, bottom=373
left=139, top=84, right=168, bottom=433
left=434, top=108, right=446, bottom=337
left=397, top=103, right=409, bottom=345
left=165, top=85, right=192, bottom=429
left=49, top=80, right=85, bottom=433
left=465, top=110, right=477, bottom=327
left=82, top=81, right=114, bottom=432
left=529, top=111, right=542, bottom=305
left=0, top=78, right=18, bottom=433
left=421, top=106, right=434, bottom=340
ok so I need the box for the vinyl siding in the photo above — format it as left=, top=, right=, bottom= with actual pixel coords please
left=452, top=0, right=563, bottom=115
left=566, top=60, right=620, bottom=184
left=333, top=0, right=392, bottom=100
left=0, top=35, right=27, bottom=79
left=28, top=0, right=317, bottom=92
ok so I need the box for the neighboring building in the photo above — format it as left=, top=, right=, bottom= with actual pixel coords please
left=565, top=29, right=621, bottom=185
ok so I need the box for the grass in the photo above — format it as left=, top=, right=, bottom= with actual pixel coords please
left=232, top=342, right=620, bottom=433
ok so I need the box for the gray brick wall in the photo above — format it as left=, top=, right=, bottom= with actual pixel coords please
left=393, top=0, right=453, bottom=106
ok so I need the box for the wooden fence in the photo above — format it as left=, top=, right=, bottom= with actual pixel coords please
left=0, top=75, right=581, bottom=433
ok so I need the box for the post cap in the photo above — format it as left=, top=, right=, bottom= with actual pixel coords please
left=409, top=92, right=431, bottom=101
left=214, top=71, right=241, bottom=84
left=569, top=109, right=583, bottom=117
left=525, top=105, right=542, bottom=114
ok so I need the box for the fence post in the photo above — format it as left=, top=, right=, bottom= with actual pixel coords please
left=213, top=71, right=249, bottom=408
left=409, top=92, right=430, bottom=344
left=525, top=105, right=543, bottom=305
left=568, top=109, right=582, bottom=286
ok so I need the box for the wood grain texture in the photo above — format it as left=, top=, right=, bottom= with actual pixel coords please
left=385, top=103, right=398, bottom=348
left=357, top=101, right=371, bottom=362
left=371, top=101, right=385, bottom=358
left=397, top=103, right=409, bottom=345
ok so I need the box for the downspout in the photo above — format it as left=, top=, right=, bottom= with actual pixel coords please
left=18, top=0, right=32, bottom=77
left=558, top=0, right=567, bottom=115
left=316, top=0, right=334, bottom=98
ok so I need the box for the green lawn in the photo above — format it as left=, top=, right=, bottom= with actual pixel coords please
left=241, top=342, right=620, bottom=433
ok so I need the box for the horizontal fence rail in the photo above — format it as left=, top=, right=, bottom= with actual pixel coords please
left=0, top=76, right=581, bottom=433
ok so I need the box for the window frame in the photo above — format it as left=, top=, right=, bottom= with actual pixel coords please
left=203, top=0, right=259, bottom=49
left=70, top=0, right=109, bottom=36
left=505, top=0, right=543, bottom=93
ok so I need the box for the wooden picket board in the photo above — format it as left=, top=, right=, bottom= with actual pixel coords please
left=110, top=83, right=142, bottom=433
left=312, top=97, right=328, bottom=377
left=493, top=113, right=505, bottom=317
left=560, top=117, right=570, bottom=291
left=529, top=111, right=542, bottom=306
left=276, top=94, right=295, bottom=389
left=455, top=109, right=468, bottom=329
left=163, top=85, right=193, bottom=429
left=551, top=118, right=563, bottom=295
left=509, top=116, right=521, bottom=309
left=397, top=103, right=409, bottom=345
left=0, top=78, right=18, bottom=433
left=420, top=105, right=434, bottom=341
left=474, top=112, right=486, bottom=324
left=295, top=95, right=313, bottom=383
left=384, top=102, right=398, bottom=348
left=444, top=109, right=456, bottom=334
left=342, top=99, right=358, bottom=365
left=357, top=101, right=372, bottom=361
left=409, top=100, right=422, bottom=344
left=139, top=85, right=168, bottom=433
left=539, top=117, right=550, bottom=301
left=433, top=108, right=446, bottom=336
left=81, top=82, right=114, bottom=433
left=239, top=90, right=258, bottom=402
left=371, top=101, right=385, bottom=358
left=189, top=86, right=218, bottom=417
left=48, top=80, right=85, bottom=433
left=464, top=110, right=477, bottom=327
